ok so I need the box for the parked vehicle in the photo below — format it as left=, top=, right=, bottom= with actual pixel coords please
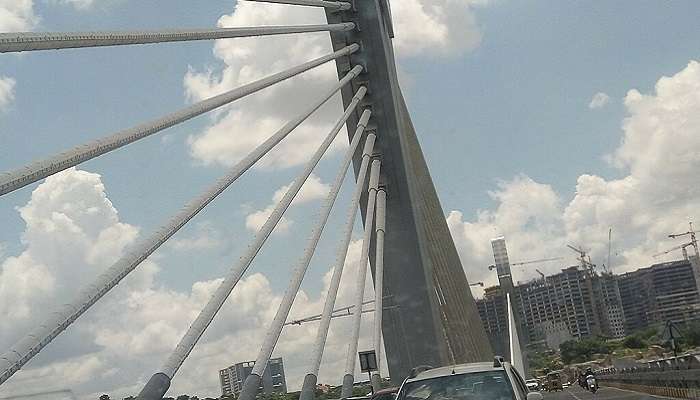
left=396, top=357, right=543, bottom=400
left=544, top=372, right=563, bottom=392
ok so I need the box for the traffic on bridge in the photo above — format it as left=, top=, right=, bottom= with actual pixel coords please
left=1, top=1, right=699, bottom=400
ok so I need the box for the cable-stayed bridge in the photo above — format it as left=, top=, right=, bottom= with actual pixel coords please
left=0, top=1, right=492, bottom=398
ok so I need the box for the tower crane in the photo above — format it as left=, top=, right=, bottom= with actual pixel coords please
left=567, top=244, right=596, bottom=274
left=653, top=242, right=695, bottom=260
left=667, top=222, right=699, bottom=259
left=487, top=257, right=562, bottom=270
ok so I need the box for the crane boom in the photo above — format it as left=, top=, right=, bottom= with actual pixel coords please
left=653, top=242, right=693, bottom=258
left=511, top=257, right=563, bottom=267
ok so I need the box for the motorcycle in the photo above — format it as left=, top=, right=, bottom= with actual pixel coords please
left=586, top=375, right=597, bottom=394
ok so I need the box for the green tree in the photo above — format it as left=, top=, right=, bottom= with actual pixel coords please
left=99, top=395, right=110, bottom=400
left=560, top=338, right=610, bottom=364
left=682, top=322, right=700, bottom=347
left=623, top=335, right=647, bottom=349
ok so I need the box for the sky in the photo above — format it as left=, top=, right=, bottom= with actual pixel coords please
left=1, top=0, right=700, bottom=398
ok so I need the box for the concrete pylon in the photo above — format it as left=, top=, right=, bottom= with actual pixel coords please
left=326, top=0, right=493, bottom=384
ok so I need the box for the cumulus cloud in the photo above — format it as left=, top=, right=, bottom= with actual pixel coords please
left=168, top=221, right=223, bottom=252
left=0, top=0, right=38, bottom=32
left=184, top=1, right=347, bottom=170
left=0, top=169, right=382, bottom=399
left=55, top=0, right=95, bottom=10
left=450, top=61, right=700, bottom=296
left=391, top=0, right=488, bottom=58
left=0, top=76, right=16, bottom=111
left=184, top=0, right=491, bottom=170
left=245, top=174, right=330, bottom=234
left=589, top=92, right=611, bottom=109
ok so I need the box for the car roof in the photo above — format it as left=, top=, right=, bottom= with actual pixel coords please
left=407, top=362, right=506, bottom=383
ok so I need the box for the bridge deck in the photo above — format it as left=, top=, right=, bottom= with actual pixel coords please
left=545, top=385, right=673, bottom=400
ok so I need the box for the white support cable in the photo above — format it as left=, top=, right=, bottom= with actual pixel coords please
left=371, top=189, right=386, bottom=392
left=239, top=110, right=372, bottom=400
left=157, top=86, right=367, bottom=381
left=247, top=0, right=351, bottom=11
left=0, top=44, right=359, bottom=197
left=307, top=133, right=375, bottom=376
left=0, top=23, right=355, bottom=53
left=0, top=65, right=364, bottom=388
left=341, top=159, right=381, bottom=398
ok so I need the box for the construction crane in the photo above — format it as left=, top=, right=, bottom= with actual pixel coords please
left=487, top=257, right=562, bottom=270
left=653, top=242, right=695, bottom=260
left=567, top=244, right=596, bottom=274
left=668, top=221, right=699, bottom=259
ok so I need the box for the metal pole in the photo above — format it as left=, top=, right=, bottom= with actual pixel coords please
left=298, top=133, right=376, bottom=400
left=247, top=0, right=352, bottom=10
left=0, top=23, right=355, bottom=53
left=137, top=87, right=367, bottom=400
left=238, top=109, right=372, bottom=400
left=0, top=44, right=359, bottom=197
left=0, top=65, right=364, bottom=389
left=341, top=159, right=381, bottom=399
left=370, top=189, right=386, bottom=393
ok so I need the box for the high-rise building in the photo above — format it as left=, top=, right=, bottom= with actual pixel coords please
left=491, top=237, right=514, bottom=291
left=476, top=264, right=627, bottom=350
left=219, top=357, right=287, bottom=397
left=515, top=267, right=601, bottom=341
left=476, top=286, right=509, bottom=357
left=593, top=272, right=626, bottom=338
left=618, top=260, right=700, bottom=333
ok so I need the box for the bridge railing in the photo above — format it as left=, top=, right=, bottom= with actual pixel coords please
left=598, top=354, right=700, bottom=399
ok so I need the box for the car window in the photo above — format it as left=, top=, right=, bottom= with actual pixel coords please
left=398, top=371, right=515, bottom=400
left=508, top=367, right=529, bottom=398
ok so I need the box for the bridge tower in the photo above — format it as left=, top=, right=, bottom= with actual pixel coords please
left=326, top=1, right=493, bottom=383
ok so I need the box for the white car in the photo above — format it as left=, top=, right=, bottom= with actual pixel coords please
left=525, top=379, right=540, bottom=391
left=396, top=357, right=543, bottom=400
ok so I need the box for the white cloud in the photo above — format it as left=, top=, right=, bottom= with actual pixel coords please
left=0, top=0, right=38, bottom=32
left=245, top=174, right=330, bottom=234
left=0, top=75, right=16, bottom=111
left=589, top=91, right=611, bottom=109
left=184, top=1, right=347, bottom=170
left=450, top=60, right=700, bottom=296
left=0, top=169, right=382, bottom=399
left=391, top=0, right=488, bottom=58
left=168, top=221, right=222, bottom=252
left=55, top=0, right=95, bottom=10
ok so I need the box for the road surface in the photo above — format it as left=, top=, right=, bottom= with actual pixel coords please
left=543, top=385, right=672, bottom=400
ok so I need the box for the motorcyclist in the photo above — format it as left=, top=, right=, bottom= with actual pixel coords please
left=584, top=368, right=598, bottom=393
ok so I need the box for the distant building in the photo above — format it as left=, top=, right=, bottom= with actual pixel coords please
left=618, top=259, right=700, bottom=333
left=476, top=286, right=509, bottom=357
left=534, top=320, right=572, bottom=350
left=491, top=237, right=514, bottom=291
left=219, top=357, right=287, bottom=397
left=477, top=265, right=627, bottom=350
left=593, top=272, right=626, bottom=339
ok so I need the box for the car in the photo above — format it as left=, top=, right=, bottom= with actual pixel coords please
left=395, top=357, right=543, bottom=400
left=525, top=379, right=540, bottom=391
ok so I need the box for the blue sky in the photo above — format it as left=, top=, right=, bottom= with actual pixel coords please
left=1, top=0, right=700, bottom=398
